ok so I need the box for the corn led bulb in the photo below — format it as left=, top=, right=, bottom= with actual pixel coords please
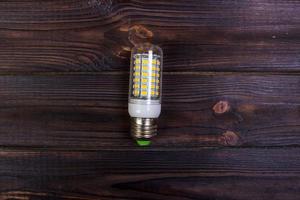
left=128, top=43, right=163, bottom=144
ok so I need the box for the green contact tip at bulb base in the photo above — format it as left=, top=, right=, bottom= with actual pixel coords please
left=136, top=139, right=151, bottom=146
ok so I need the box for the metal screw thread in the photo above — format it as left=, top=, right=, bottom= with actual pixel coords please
left=131, top=117, right=157, bottom=139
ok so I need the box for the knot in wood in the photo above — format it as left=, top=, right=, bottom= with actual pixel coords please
left=128, top=25, right=153, bottom=46
left=219, top=131, right=240, bottom=146
left=213, top=101, right=230, bottom=114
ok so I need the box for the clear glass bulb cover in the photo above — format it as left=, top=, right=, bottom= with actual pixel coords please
left=128, top=43, right=163, bottom=105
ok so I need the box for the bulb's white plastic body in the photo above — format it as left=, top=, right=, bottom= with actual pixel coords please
left=128, top=43, right=163, bottom=117
left=128, top=102, right=161, bottom=118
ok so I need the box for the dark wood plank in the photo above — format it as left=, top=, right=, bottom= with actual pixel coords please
left=0, top=73, right=299, bottom=149
left=0, top=0, right=299, bottom=72
left=0, top=149, right=300, bottom=200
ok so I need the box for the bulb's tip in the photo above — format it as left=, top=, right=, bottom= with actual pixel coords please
left=136, top=139, right=151, bottom=146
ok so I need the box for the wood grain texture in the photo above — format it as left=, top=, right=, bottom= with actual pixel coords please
left=0, top=149, right=300, bottom=200
left=0, top=1, right=299, bottom=199
left=0, top=73, right=298, bottom=149
left=0, top=0, right=299, bottom=72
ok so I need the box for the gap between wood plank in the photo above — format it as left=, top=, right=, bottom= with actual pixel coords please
left=0, top=145, right=298, bottom=152
left=0, top=71, right=299, bottom=76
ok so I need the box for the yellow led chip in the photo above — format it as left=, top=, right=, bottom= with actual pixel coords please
left=133, top=90, right=139, bottom=96
left=134, top=66, right=140, bottom=70
left=142, top=60, right=148, bottom=65
left=142, top=72, right=148, bottom=77
left=141, top=91, right=147, bottom=96
left=142, top=78, right=148, bottom=83
left=142, top=66, right=149, bottom=71
left=141, top=84, right=147, bottom=89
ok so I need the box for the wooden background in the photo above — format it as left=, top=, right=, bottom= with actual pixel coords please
left=0, top=0, right=299, bottom=199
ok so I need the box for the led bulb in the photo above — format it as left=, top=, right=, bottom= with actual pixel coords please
left=128, top=43, right=163, bottom=143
